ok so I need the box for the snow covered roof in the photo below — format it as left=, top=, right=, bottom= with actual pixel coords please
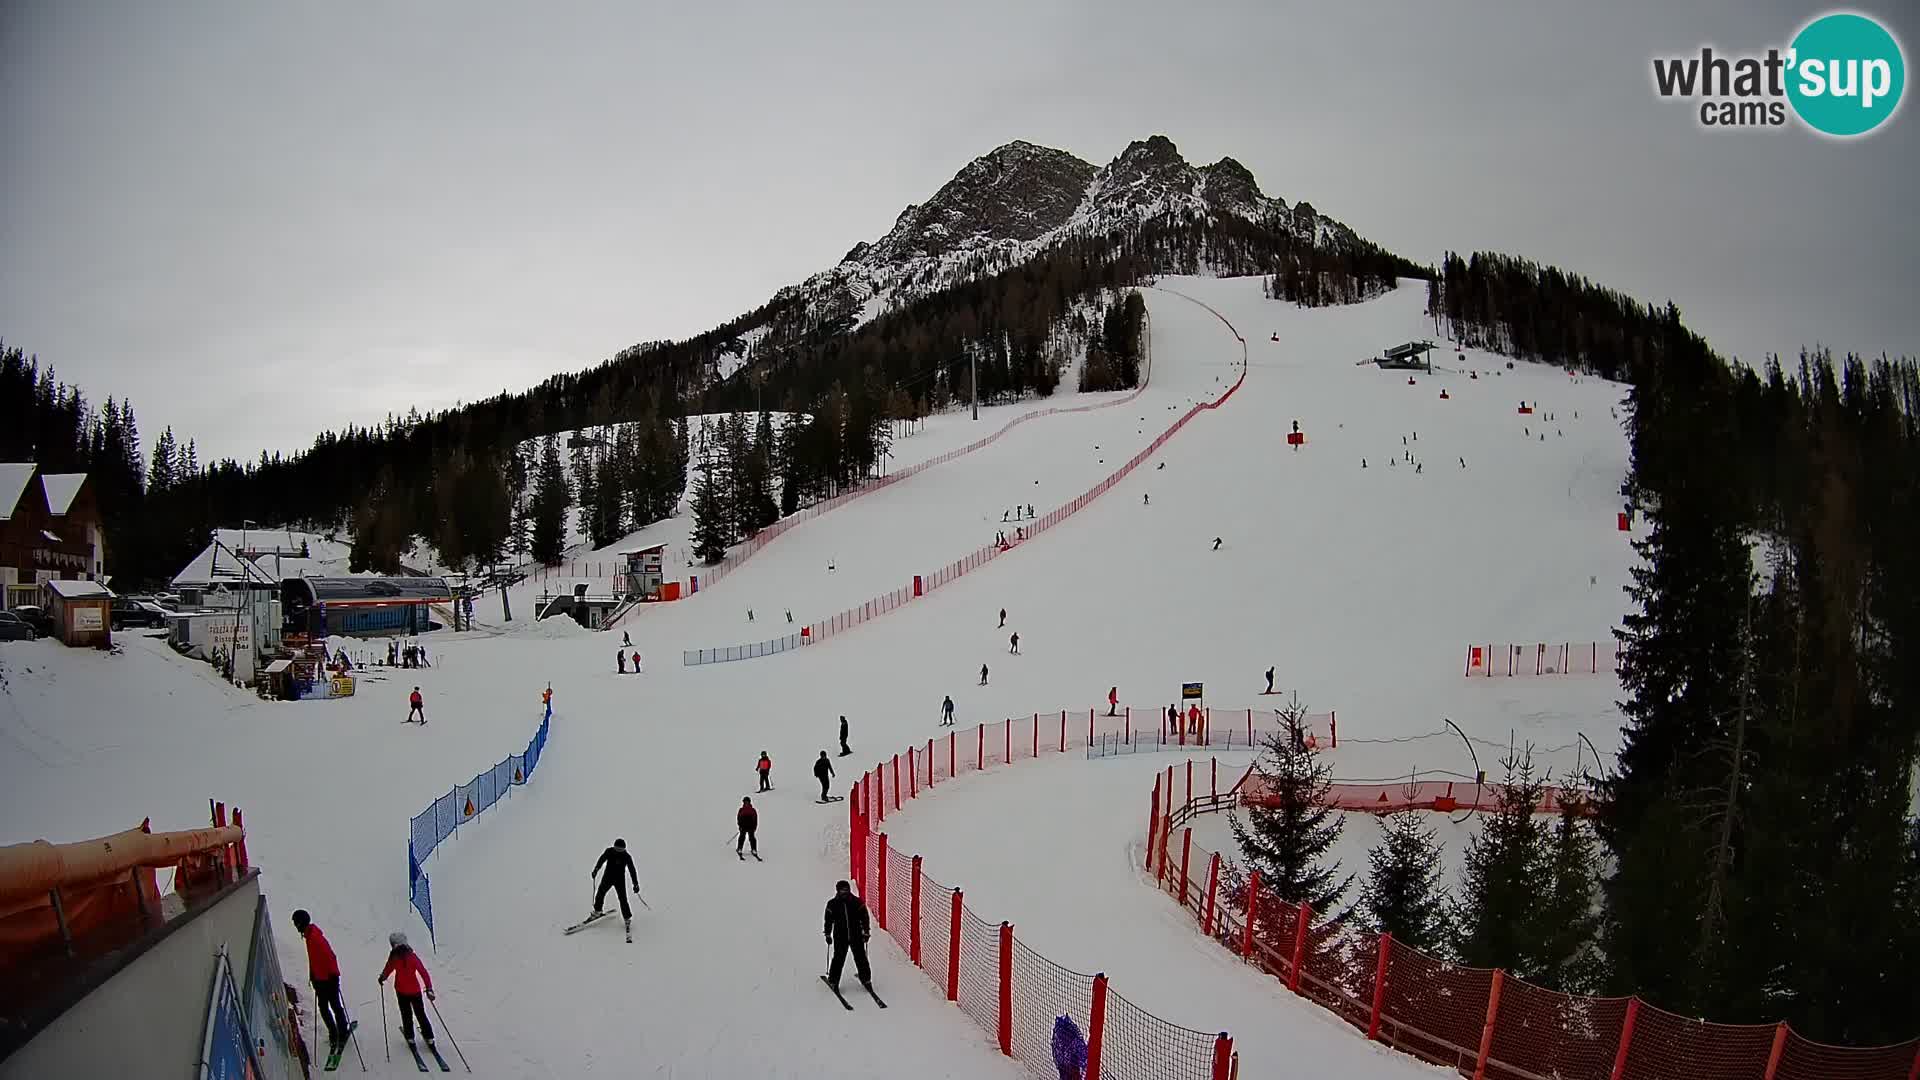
left=171, top=541, right=280, bottom=589
left=0, top=463, right=35, bottom=521
left=44, top=579, right=112, bottom=600
left=211, top=527, right=326, bottom=554
left=39, top=473, right=87, bottom=515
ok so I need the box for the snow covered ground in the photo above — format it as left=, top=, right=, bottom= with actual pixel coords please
left=0, top=275, right=1636, bottom=1078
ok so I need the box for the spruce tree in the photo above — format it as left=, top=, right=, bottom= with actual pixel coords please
left=529, top=435, right=571, bottom=565
left=1228, top=702, right=1350, bottom=914
left=688, top=460, right=730, bottom=565
left=572, top=440, right=599, bottom=545
left=1533, top=802, right=1602, bottom=992
left=1359, top=808, right=1450, bottom=952
left=1452, top=751, right=1550, bottom=973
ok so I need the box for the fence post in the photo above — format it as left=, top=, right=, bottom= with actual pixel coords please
left=910, top=855, right=923, bottom=966
left=1212, top=1034, right=1232, bottom=1080
left=893, top=754, right=901, bottom=810
left=1609, top=997, right=1640, bottom=1080
left=1005, top=718, right=1011, bottom=764
left=1124, top=708, right=1130, bottom=744
left=1242, top=871, right=1260, bottom=958
left=850, top=782, right=864, bottom=892
left=1330, top=710, right=1337, bottom=748
left=1212, top=758, right=1218, bottom=800
left=876, top=838, right=889, bottom=931
left=1368, top=933, right=1391, bottom=1040
left=998, top=922, right=1014, bottom=1057
left=1762, top=1023, right=1789, bottom=1080
left=1179, top=829, right=1193, bottom=905
left=1187, top=759, right=1193, bottom=806
left=1087, top=973, right=1108, bottom=1080
left=949, top=731, right=956, bottom=778
left=1203, top=853, right=1221, bottom=936
left=927, top=739, right=935, bottom=788
left=947, top=889, right=963, bottom=1002
left=1061, top=710, right=1067, bottom=752
left=875, top=765, right=885, bottom=825
left=909, top=747, right=917, bottom=799
left=1288, top=904, right=1311, bottom=991
left=1472, top=969, right=1505, bottom=1080
left=1907, top=1044, right=1920, bottom=1080
left=1147, top=780, right=1161, bottom=876
left=977, top=723, right=984, bottom=770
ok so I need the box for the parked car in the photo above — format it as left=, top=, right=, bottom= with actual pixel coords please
left=111, top=596, right=166, bottom=629
left=0, top=611, right=36, bottom=641
left=10, top=605, right=55, bottom=637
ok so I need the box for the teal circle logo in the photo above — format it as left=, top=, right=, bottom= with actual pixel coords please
left=1787, top=13, right=1905, bottom=137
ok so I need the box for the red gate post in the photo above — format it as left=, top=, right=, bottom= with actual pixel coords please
left=1179, top=829, right=1193, bottom=905
left=1211, top=1034, right=1232, bottom=1080
left=1186, top=759, right=1194, bottom=806
left=909, top=855, right=923, bottom=965
left=909, top=747, right=917, bottom=799
left=875, top=766, right=885, bottom=825
left=1762, top=1023, right=1789, bottom=1080
left=1367, top=933, right=1392, bottom=1040
left=1087, top=973, right=1108, bottom=1080
left=1005, top=717, right=1011, bottom=764
left=949, top=731, right=957, bottom=778
left=977, top=723, right=984, bottom=770
left=1288, top=904, right=1312, bottom=991
left=1147, top=780, right=1161, bottom=876
left=1060, top=711, right=1066, bottom=753
left=927, top=739, right=935, bottom=787
left=892, top=754, right=901, bottom=810
left=1472, top=969, right=1505, bottom=1080
left=1608, top=997, right=1640, bottom=1080
left=947, top=889, right=963, bottom=1001
left=1242, top=871, right=1260, bottom=958
left=1203, top=852, right=1222, bottom=936
left=876, top=838, right=889, bottom=931
left=998, top=922, right=1014, bottom=1057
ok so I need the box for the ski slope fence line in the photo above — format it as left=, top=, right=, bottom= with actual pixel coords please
left=406, top=701, right=552, bottom=946
left=619, top=307, right=1158, bottom=627
left=1081, top=704, right=1335, bottom=758
left=1145, top=765, right=1920, bottom=1080
left=848, top=713, right=1237, bottom=1080
left=685, top=294, right=1244, bottom=664
left=1465, top=641, right=1622, bottom=677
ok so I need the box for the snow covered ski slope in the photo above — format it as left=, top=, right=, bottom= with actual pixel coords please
left=0, top=275, right=1637, bottom=1078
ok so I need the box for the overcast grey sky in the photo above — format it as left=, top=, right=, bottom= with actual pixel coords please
left=2, top=1, right=1915, bottom=460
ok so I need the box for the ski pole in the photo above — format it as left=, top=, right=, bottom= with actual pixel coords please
left=380, top=988, right=390, bottom=1062
left=349, top=1004, right=369, bottom=1072
left=427, top=997, right=471, bottom=1072
left=635, top=891, right=651, bottom=911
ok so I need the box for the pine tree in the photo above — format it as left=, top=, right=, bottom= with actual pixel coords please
left=688, top=459, right=730, bottom=565
left=1453, top=752, right=1549, bottom=973
left=529, top=435, right=571, bottom=565
left=1228, top=702, right=1350, bottom=914
left=1533, top=802, right=1602, bottom=993
left=1359, top=808, right=1450, bottom=952
left=572, top=439, right=599, bottom=545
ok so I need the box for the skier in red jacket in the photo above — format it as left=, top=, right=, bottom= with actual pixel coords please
left=407, top=687, right=425, bottom=724
left=737, top=796, right=759, bottom=857
left=378, top=931, right=436, bottom=1048
left=292, top=910, right=351, bottom=1051
left=1107, top=686, right=1119, bottom=717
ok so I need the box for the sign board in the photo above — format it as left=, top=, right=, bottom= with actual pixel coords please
left=198, top=948, right=260, bottom=1080
left=330, top=676, right=356, bottom=698
left=1181, top=682, right=1204, bottom=700
left=242, top=898, right=293, bottom=1080
left=73, top=606, right=105, bottom=632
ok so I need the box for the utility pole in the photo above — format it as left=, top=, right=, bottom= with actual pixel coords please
left=970, top=350, right=978, bottom=421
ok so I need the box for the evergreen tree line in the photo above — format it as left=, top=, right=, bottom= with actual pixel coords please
left=1425, top=251, right=1697, bottom=382
left=1078, top=292, right=1148, bottom=393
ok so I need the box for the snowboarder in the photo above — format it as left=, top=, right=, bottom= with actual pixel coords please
left=814, top=751, right=835, bottom=802
left=1265, top=666, right=1275, bottom=694
left=1212, top=537, right=1222, bottom=551
left=618, top=650, right=627, bottom=674
left=979, top=664, right=988, bottom=686
left=292, top=910, right=350, bottom=1054
left=406, top=687, right=425, bottom=724
left=823, top=880, right=872, bottom=990
left=589, top=838, right=640, bottom=933
left=737, top=797, right=758, bottom=856
left=942, top=695, right=956, bottom=725
left=1009, top=632, right=1020, bottom=654
left=839, top=715, right=852, bottom=757
left=757, top=751, right=773, bottom=792
left=377, top=932, right=436, bottom=1051
left=1107, top=687, right=1118, bottom=717
left=998, top=608, right=1007, bottom=628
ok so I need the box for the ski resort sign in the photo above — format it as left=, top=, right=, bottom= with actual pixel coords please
left=1651, top=12, right=1905, bottom=137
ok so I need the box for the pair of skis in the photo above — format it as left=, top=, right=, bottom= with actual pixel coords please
left=562, top=909, right=633, bottom=943
left=738, top=850, right=762, bottom=861
left=321, top=1020, right=361, bottom=1072
left=404, top=1038, right=452, bottom=1072
left=820, top=975, right=887, bottom=1010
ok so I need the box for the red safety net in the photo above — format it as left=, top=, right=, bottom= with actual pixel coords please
left=917, top=871, right=955, bottom=1001
left=885, top=851, right=913, bottom=955
left=1620, top=1002, right=1776, bottom=1080
left=1099, top=982, right=1221, bottom=1080
left=955, top=907, right=1001, bottom=1036
left=1007, top=937, right=1095, bottom=1079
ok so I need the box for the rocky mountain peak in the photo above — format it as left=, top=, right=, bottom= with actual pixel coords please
left=854, top=140, right=1096, bottom=265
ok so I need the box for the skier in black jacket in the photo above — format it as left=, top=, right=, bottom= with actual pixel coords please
left=590, top=838, right=640, bottom=931
left=813, top=751, right=835, bottom=801
left=823, top=880, right=872, bottom=989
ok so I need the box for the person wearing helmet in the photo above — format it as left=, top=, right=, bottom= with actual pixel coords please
left=822, top=880, right=872, bottom=990
left=756, top=751, right=772, bottom=792
left=291, top=910, right=350, bottom=1051
left=736, top=797, right=758, bottom=857
left=590, top=838, right=640, bottom=932
left=377, top=931, right=435, bottom=1048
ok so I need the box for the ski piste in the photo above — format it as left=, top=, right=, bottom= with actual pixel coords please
left=563, top=910, right=610, bottom=935
left=819, top=975, right=853, bottom=1010
left=406, top=1040, right=429, bottom=1072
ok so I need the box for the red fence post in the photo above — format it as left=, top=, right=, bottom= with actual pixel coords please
left=1907, top=1044, right=1920, bottom=1080
left=1762, top=1023, right=1789, bottom=1080
left=1060, top=710, right=1067, bottom=752
left=1187, top=759, right=1194, bottom=806
left=1330, top=710, right=1337, bottom=748
left=947, top=889, right=963, bottom=1002
left=949, top=731, right=956, bottom=778
left=977, top=723, right=984, bottom=771
left=909, top=747, right=917, bottom=799
left=1179, top=828, right=1193, bottom=905
left=1203, top=852, right=1222, bottom=936
left=1242, top=871, right=1260, bottom=958
left=875, top=766, right=885, bottom=825
left=998, top=922, right=1014, bottom=1057
left=1124, top=708, right=1130, bottom=744
left=1147, top=780, right=1161, bottom=876
left=1288, top=904, right=1311, bottom=991
left=926, top=739, right=935, bottom=788
left=1032, top=713, right=1039, bottom=759
left=1005, top=718, right=1011, bottom=764
left=876, top=838, right=889, bottom=931
left=1087, top=973, right=1108, bottom=1080
left=1472, top=969, right=1505, bottom=1080
left=1608, top=997, right=1640, bottom=1080
left=892, top=754, right=901, bottom=810
left=909, top=855, right=923, bottom=966
left=1368, top=933, right=1391, bottom=1040
left=1212, top=1034, right=1233, bottom=1080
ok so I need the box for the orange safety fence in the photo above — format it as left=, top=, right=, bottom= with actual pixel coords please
left=1146, top=766, right=1920, bottom=1080
left=1465, top=641, right=1622, bottom=677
